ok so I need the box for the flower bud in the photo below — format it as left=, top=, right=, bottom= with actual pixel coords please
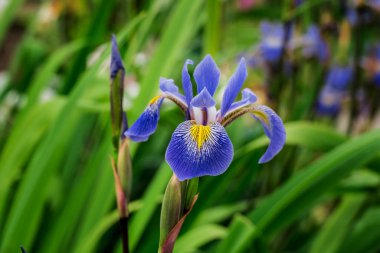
left=159, top=175, right=182, bottom=249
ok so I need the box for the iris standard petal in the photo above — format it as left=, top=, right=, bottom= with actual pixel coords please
left=124, top=96, right=164, bottom=142
left=165, top=121, right=233, bottom=181
left=182, top=59, right=194, bottom=105
left=220, top=58, right=248, bottom=116
left=110, top=35, right=125, bottom=79
left=159, top=77, right=188, bottom=112
left=159, top=78, right=186, bottom=102
left=190, top=88, right=216, bottom=108
left=225, top=88, right=257, bottom=113
left=194, top=55, right=220, bottom=95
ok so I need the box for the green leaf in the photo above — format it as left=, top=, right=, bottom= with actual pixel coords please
left=338, top=207, right=380, bottom=253
left=235, top=129, right=380, bottom=251
left=191, top=202, right=248, bottom=228
left=235, top=121, right=346, bottom=159
left=130, top=0, right=204, bottom=121
left=216, top=214, right=256, bottom=253
left=174, top=224, right=227, bottom=253
left=310, top=193, right=366, bottom=253
left=129, top=163, right=172, bottom=251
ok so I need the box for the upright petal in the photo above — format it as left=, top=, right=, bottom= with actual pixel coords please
left=194, top=55, right=220, bottom=95
left=110, top=35, right=125, bottom=79
left=222, top=88, right=257, bottom=116
left=220, top=58, right=248, bottom=116
left=221, top=104, right=285, bottom=163
left=182, top=60, right=194, bottom=105
left=160, top=78, right=188, bottom=112
left=190, top=88, right=216, bottom=108
left=124, top=96, right=164, bottom=142
left=160, top=78, right=187, bottom=104
left=166, top=121, right=233, bottom=181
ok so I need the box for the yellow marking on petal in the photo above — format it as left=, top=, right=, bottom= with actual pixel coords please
left=149, top=95, right=161, bottom=105
left=252, top=110, right=269, bottom=125
left=190, top=124, right=211, bottom=149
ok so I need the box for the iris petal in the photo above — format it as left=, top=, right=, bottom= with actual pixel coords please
left=190, top=88, right=216, bottom=108
left=124, top=97, right=164, bottom=142
left=220, top=58, right=248, bottom=116
left=166, top=121, right=233, bottom=181
left=159, top=78, right=187, bottom=104
left=194, top=55, right=220, bottom=95
left=221, top=104, right=285, bottom=163
left=251, top=105, right=286, bottom=163
left=224, top=88, right=257, bottom=114
left=182, top=60, right=194, bottom=105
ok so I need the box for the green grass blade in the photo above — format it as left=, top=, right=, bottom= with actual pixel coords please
left=237, top=129, right=380, bottom=251
left=310, top=193, right=366, bottom=253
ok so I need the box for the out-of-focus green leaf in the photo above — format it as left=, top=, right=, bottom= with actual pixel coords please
left=235, top=121, right=346, bottom=159
left=174, top=224, right=227, bottom=253
left=310, top=193, right=366, bottom=253
left=233, top=129, right=380, bottom=251
left=129, top=164, right=172, bottom=251
left=216, top=214, right=256, bottom=253
left=0, top=0, right=25, bottom=44
left=191, top=202, right=248, bottom=228
left=338, top=207, right=380, bottom=253
left=0, top=99, right=65, bottom=228
left=130, top=0, right=203, bottom=121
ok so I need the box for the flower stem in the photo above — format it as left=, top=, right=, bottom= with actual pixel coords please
left=119, top=216, right=130, bottom=253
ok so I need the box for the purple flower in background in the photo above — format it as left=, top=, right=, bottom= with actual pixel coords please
left=302, top=25, right=329, bottom=62
left=125, top=55, right=286, bottom=181
left=316, top=84, right=345, bottom=116
left=325, top=66, right=353, bottom=90
left=259, top=22, right=286, bottom=63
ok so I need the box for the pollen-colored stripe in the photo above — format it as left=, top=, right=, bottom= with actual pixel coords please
left=149, top=95, right=162, bottom=105
left=190, top=124, right=211, bottom=149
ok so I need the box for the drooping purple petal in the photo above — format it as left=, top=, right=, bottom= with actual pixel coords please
left=190, top=88, right=216, bottom=108
left=160, top=77, right=187, bottom=105
left=182, top=60, right=194, bottom=105
left=110, top=35, right=125, bottom=79
left=166, top=121, right=233, bottom=181
left=220, top=58, right=248, bottom=116
left=194, top=55, right=220, bottom=95
left=225, top=88, right=257, bottom=113
left=124, top=97, right=164, bottom=142
left=250, top=105, right=286, bottom=163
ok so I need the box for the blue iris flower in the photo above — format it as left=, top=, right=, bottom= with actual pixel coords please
left=125, top=55, right=286, bottom=181
left=259, top=22, right=286, bottom=63
left=326, top=66, right=353, bottom=90
left=302, top=25, right=329, bottom=62
left=316, top=84, right=344, bottom=116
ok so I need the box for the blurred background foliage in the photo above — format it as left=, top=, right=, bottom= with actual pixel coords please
left=1, top=0, right=380, bottom=252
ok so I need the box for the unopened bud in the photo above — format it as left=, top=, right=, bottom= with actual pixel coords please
left=159, top=174, right=182, bottom=248
left=117, top=137, right=132, bottom=202
left=110, top=35, right=125, bottom=150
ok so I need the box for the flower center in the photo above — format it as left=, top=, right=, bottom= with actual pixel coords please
left=190, top=124, right=211, bottom=149
left=192, top=106, right=217, bottom=125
